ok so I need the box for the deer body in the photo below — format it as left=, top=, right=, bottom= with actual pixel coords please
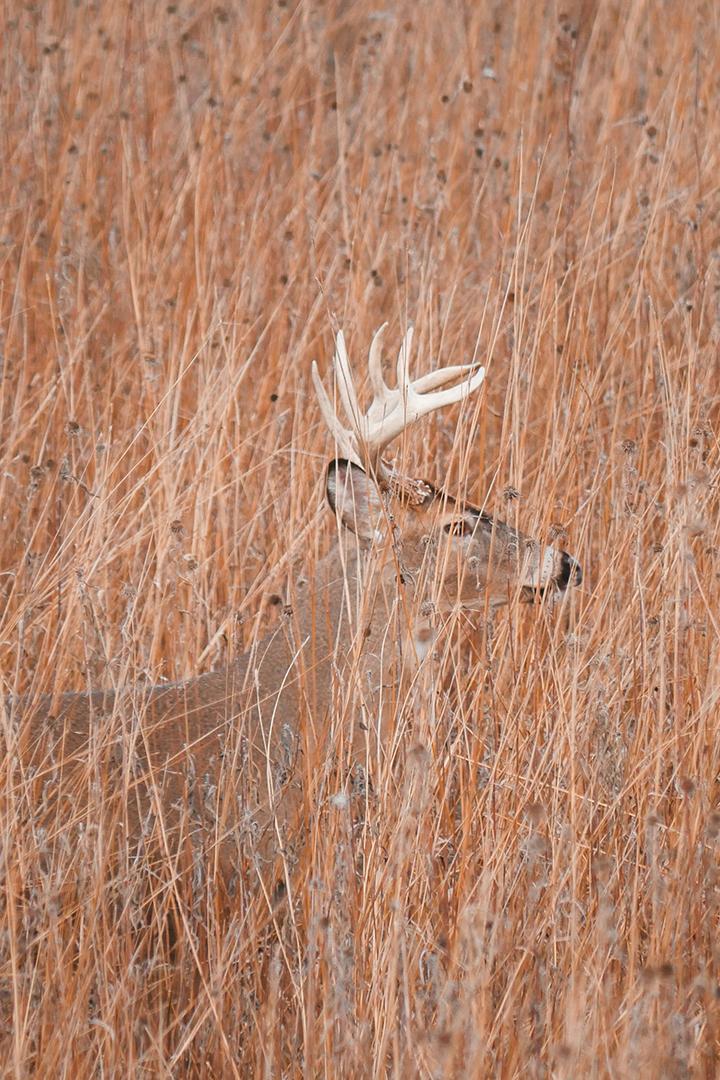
left=9, top=327, right=582, bottom=888
left=16, top=543, right=387, bottom=879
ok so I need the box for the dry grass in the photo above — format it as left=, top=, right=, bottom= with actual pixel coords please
left=1, top=0, right=720, bottom=1075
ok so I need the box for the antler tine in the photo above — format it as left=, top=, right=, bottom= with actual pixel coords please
left=412, top=361, right=483, bottom=394
left=311, top=360, right=358, bottom=462
left=395, top=326, right=414, bottom=395
left=333, top=330, right=363, bottom=435
left=367, top=322, right=389, bottom=401
left=409, top=363, right=486, bottom=415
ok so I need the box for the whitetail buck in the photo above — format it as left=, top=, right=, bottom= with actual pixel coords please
left=9, top=325, right=581, bottom=891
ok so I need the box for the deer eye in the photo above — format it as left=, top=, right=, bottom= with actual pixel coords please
left=443, top=519, right=473, bottom=537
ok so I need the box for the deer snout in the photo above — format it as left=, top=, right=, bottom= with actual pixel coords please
left=558, top=551, right=582, bottom=590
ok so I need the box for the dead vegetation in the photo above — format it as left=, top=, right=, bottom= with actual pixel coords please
left=1, top=0, right=720, bottom=1075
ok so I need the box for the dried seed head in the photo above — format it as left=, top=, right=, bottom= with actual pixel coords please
left=706, top=811, right=720, bottom=839
left=408, top=743, right=430, bottom=768
left=592, top=854, right=613, bottom=881
left=675, top=774, right=696, bottom=798
left=525, top=800, right=546, bottom=826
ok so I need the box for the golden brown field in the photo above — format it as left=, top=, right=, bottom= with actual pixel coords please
left=2, top=0, right=720, bottom=1075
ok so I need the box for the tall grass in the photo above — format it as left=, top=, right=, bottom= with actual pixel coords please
left=1, top=0, right=719, bottom=1075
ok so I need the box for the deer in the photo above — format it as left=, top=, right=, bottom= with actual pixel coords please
left=7, top=324, right=582, bottom=896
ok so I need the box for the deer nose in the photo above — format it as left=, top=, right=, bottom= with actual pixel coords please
left=558, top=551, right=582, bottom=590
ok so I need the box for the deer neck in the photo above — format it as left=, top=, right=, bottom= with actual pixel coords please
left=259, top=537, right=406, bottom=711
left=296, top=537, right=402, bottom=656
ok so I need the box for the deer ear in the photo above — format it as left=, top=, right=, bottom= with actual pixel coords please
left=326, top=460, right=386, bottom=541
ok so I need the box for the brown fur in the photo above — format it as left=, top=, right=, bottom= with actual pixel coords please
left=9, top=460, right=580, bottom=892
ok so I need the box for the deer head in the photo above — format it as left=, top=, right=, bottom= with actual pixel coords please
left=312, top=325, right=582, bottom=613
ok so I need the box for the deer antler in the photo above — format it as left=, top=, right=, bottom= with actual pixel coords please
left=312, top=324, right=486, bottom=491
